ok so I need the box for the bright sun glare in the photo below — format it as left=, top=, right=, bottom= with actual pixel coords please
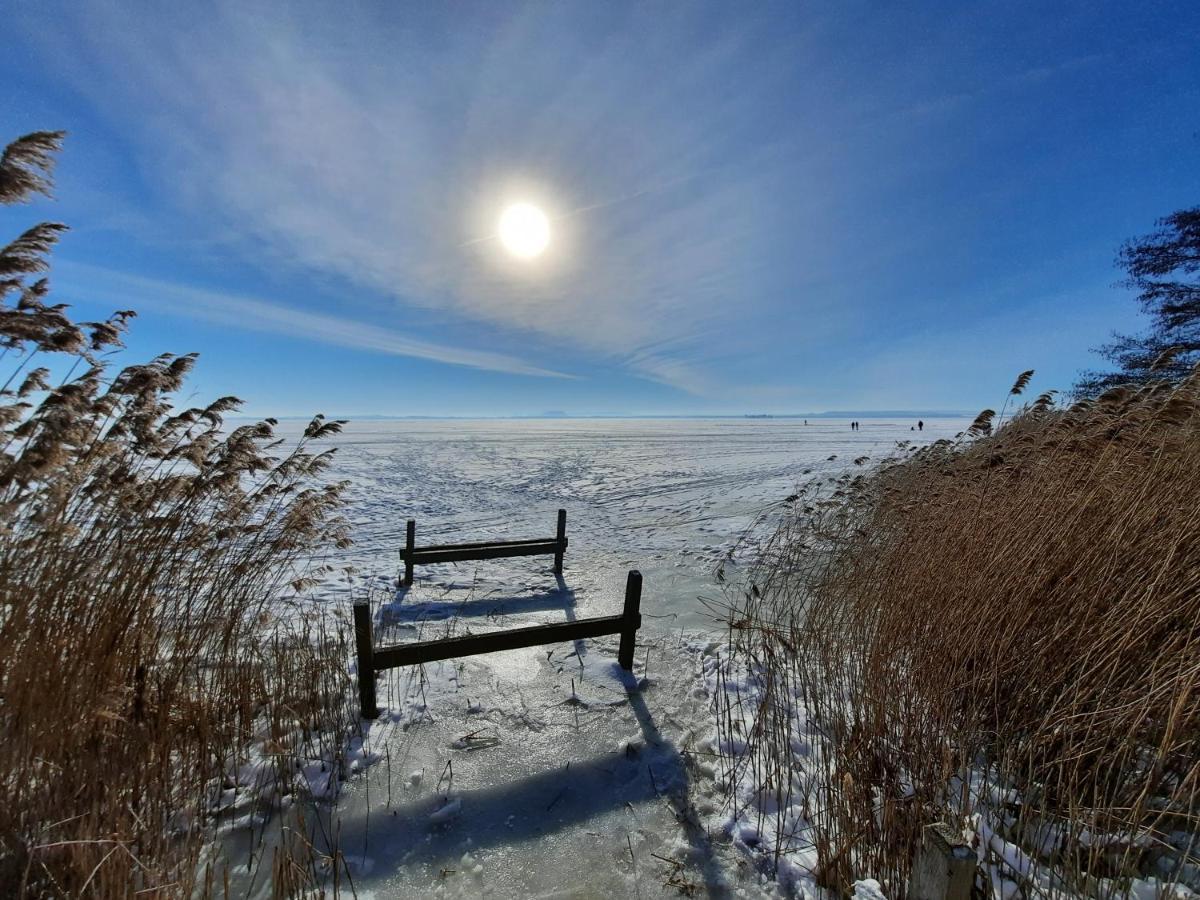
left=498, top=202, right=550, bottom=259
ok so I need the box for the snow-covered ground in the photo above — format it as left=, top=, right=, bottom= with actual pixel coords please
left=262, top=417, right=968, bottom=897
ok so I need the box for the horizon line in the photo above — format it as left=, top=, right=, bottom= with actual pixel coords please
left=231, top=410, right=977, bottom=422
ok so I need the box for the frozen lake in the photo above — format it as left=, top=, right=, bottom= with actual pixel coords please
left=264, top=417, right=969, bottom=897
left=307, top=416, right=968, bottom=632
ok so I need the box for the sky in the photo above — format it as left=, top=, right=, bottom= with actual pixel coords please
left=2, top=1, right=1198, bottom=417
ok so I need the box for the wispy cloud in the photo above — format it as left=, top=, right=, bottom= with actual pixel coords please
left=13, top=1, right=1176, bottom=411
left=59, top=264, right=576, bottom=379
left=23, top=2, right=806, bottom=394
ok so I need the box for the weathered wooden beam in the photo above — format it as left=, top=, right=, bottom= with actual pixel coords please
left=908, top=823, right=976, bottom=900
left=407, top=540, right=561, bottom=565
left=353, top=602, right=379, bottom=719
left=618, top=570, right=642, bottom=671
left=402, top=535, right=556, bottom=556
left=397, top=511, right=568, bottom=577
left=373, top=614, right=628, bottom=670
left=554, top=509, right=567, bottom=574
left=358, top=569, right=645, bottom=717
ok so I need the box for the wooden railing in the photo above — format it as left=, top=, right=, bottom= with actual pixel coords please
left=353, top=570, right=642, bottom=719
left=399, top=509, right=568, bottom=587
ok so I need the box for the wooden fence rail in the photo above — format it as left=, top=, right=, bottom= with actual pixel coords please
left=354, top=570, right=642, bottom=719
left=400, top=509, right=568, bottom=587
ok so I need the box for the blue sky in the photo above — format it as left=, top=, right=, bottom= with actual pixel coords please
left=3, top=1, right=1197, bottom=417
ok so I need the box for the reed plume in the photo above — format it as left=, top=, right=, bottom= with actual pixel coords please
left=0, top=132, right=357, bottom=897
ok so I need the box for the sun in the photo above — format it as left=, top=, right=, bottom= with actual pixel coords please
left=498, top=202, right=550, bottom=259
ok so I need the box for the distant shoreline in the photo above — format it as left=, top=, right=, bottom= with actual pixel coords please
left=233, top=411, right=973, bottom=422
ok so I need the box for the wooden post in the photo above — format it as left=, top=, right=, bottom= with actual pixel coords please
left=908, top=823, right=975, bottom=900
left=353, top=602, right=379, bottom=719
left=618, top=570, right=642, bottom=671
left=403, top=519, right=416, bottom=587
left=554, top=508, right=567, bottom=574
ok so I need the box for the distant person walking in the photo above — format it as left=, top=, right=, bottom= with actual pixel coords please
left=918, top=420, right=924, bottom=431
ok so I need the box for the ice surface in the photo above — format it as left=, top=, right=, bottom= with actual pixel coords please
left=299, top=417, right=967, bottom=631
left=246, top=418, right=971, bottom=896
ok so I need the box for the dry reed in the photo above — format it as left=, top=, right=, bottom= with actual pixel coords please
left=0, top=131, right=360, bottom=897
left=717, top=373, right=1200, bottom=898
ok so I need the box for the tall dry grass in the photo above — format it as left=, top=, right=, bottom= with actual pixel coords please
left=718, top=375, right=1200, bottom=897
left=0, top=132, right=359, bottom=896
